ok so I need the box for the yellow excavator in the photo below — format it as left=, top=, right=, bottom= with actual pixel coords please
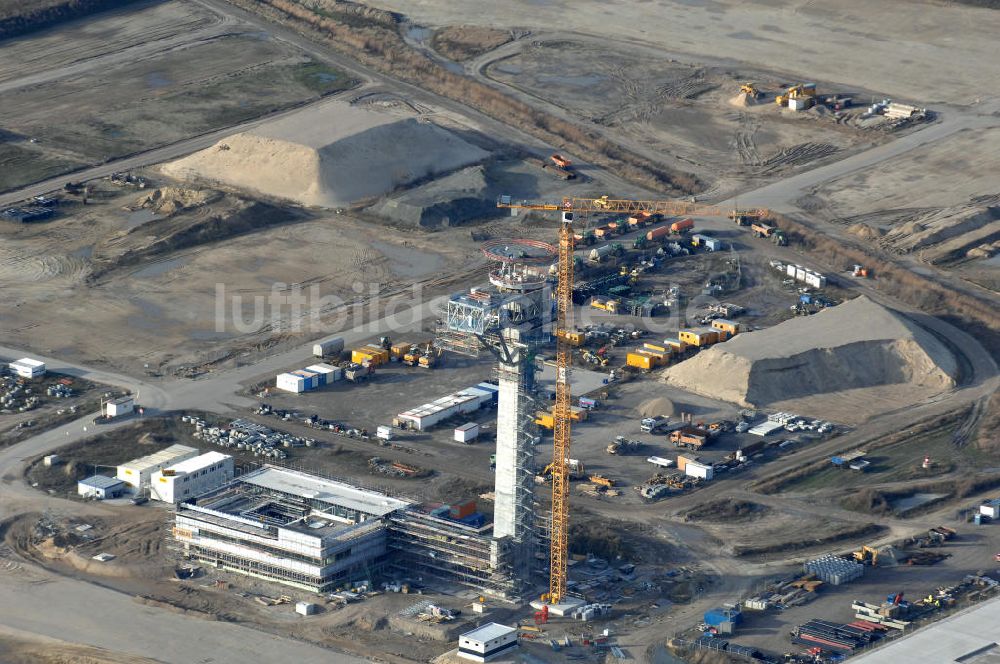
left=853, top=545, right=880, bottom=567
left=740, top=82, right=759, bottom=99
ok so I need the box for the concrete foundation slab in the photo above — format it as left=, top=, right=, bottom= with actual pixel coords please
left=530, top=597, right=586, bottom=617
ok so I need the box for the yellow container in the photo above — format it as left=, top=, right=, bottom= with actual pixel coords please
left=390, top=342, right=413, bottom=359
left=627, top=352, right=654, bottom=370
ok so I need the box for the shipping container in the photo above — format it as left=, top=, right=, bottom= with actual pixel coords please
left=312, top=337, right=344, bottom=358
left=670, top=218, right=694, bottom=234
left=685, top=460, right=714, bottom=480
left=627, top=352, right=656, bottom=370
left=450, top=499, right=477, bottom=519
left=376, top=425, right=394, bottom=440
left=454, top=422, right=479, bottom=443
left=390, top=341, right=413, bottom=359
left=275, top=372, right=306, bottom=393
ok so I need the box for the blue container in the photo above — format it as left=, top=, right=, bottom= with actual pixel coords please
left=975, top=514, right=982, bottom=525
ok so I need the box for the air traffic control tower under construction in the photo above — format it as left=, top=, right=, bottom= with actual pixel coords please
left=443, top=239, right=556, bottom=595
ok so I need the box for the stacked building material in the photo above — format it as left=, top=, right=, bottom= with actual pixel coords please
left=804, top=555, right=865, bottom=585
left=791, top=619, right=880, bottom=653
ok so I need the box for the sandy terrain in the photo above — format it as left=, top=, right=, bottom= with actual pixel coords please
left=163, top=100, right=489, bottom=207
left=802, top=127, right=1000, bottom=287
left=366, top=0, right=1000, bottom=104
left=663, top=296, right=957, bottom=420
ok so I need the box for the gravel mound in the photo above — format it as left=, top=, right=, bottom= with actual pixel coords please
left=663, top=296, right=957, bottom=408
left=635, top=397, right=680, bottom=418
left=367, top=165, right=496, bottom=227
left=162, top=102, right=488, bottom=207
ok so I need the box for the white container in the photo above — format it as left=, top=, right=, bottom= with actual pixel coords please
left=312, top=337, right=344, bottom=358
left=296, top=601, right=318, bottom=616
left=276, top=373, right=306, bottom=393
left=684, top=460, right=714, bottom=480
left=377, top=425, right=394, bottom=441
left=455, top=422, right=479, bottom=443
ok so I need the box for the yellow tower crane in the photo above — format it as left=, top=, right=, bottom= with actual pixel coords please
left=496, top=195, right=767, bottom=605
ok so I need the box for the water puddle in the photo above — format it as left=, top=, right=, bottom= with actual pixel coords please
left=891, top=492, right=946, bottom=514
left=369, top=240, right=443, bottom=278
left=124, top=208, right=159, bottom=230
left=146, top=72, right=172, bottom=89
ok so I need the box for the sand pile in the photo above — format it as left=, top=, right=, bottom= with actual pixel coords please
left=663, top=296, right=957, bottom=412
left=162, top=102, right=488, bottom=207
left=134, top=186, right=220, bottom=216
left=847, top=222, right=885, bottom=242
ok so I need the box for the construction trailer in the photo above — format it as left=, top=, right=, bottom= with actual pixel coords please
left=117, top=444, right=199, bottom=490
left=457, top=623, right=518, bottom=662
left=678, top=327, right=720, bottom=347
left=8, top=358, right=45, bottom=379
left=151, top=452, right=234, bottom=504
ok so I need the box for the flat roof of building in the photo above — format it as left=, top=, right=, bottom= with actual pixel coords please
left=12, top=358, right=45, bottom=367
left=240, top=466, right=411, bottom=517
left=120, top=444, right=198, bottom=472
left=166, top=451, right=231, bottom=475
left=80, top=475, right=124, bottom=489
left=107, top=395, right=134, bottom=405
left=461, top=623, right=516, bottom=643
left=850, top=595, right=1000, bottom=663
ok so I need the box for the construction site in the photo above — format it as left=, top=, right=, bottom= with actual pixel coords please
left=0, top=1, right=998, bottom=663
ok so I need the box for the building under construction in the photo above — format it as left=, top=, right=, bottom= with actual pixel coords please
left=171, top=463, right=534, bottom=598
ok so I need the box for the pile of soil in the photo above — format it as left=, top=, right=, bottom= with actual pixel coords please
left=663, top=296, right=957, bottom=409
left=162, top=101, right=488, bottom=207
left=133, top=186, right=221, bottom=216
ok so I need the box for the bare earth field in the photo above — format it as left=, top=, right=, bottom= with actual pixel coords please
left=0, top=178, right=483, bottom=374
left=803, top=127, right=1000, bottom=292
left=483, top=38, right=878, bottom=188
left=367, top=0, right=1000, bottom=104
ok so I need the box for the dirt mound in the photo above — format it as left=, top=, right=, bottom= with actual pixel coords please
left=663, top=296, right=957, bottom=412
left=728, top=92, right=753, bottom=107
left=134, top=186, right=220, bottom=216
left=847, top=222, right=885, bottom=241
left=162, top=101, right=488, bottom=207
left=635, top=396, right=680, bottom=418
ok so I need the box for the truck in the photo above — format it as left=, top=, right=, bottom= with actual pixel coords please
left=751, top=222, right=775, bottom=238
left=670, top=426, right=709, bottom=449
left=670, top=218, right=694, bottom=234
left=312, top=336, right=345, bottom=358
left=641, top=415, right=670, bottom=434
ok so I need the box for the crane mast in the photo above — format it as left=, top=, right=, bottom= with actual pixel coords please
left=548, top=210, right=574, bottom=604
